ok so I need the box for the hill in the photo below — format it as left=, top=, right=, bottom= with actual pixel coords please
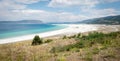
left=0, top=31, right=120, bottom=61
left=48, top=15, right=120, bottom=25
left=0, top=20, right=43, bottom=24
left=77, top=15, right=120, bottom=25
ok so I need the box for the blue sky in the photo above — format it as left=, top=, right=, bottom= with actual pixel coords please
left=0, top=0, right=120, bottom=22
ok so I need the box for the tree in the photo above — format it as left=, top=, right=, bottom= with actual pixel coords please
left=32, top=35, right=42, bottom=45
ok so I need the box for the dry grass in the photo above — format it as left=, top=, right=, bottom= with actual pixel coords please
left=0, top=31, right=120, bottom=61
left=0, top=37, right=77, bottom=61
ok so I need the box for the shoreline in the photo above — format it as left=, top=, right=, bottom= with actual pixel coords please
left=0, top=24, right=119, bottom=44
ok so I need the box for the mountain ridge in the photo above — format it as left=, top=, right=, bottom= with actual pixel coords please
left=48, top=15, right=120, bottom=25
left=77, top=15, right=120, bottom=25
left=0, top=20, right=43, bottom=24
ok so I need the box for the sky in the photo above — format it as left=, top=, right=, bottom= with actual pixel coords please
left=0, top=0, right=120, bottom=22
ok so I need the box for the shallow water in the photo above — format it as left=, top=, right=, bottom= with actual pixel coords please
left=0, top=24, right=66, bottom=39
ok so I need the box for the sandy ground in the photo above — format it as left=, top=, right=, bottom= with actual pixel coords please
left=0, top=24, right=120, bottom=44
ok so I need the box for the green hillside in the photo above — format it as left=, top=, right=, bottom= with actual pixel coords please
left=78, top=15, right=120, bottom=25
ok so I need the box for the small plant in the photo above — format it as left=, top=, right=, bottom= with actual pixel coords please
left=84, top=52, right=93, bottom=61
left=32, top=35, right=42, bottom=45
left=71, top=35, right=76, bottom=38
left=44, top=39, right=53, bottom=43
left=92, top=48, right=99, bottom=54
left=57, top=56, right=66, bottom=61
left=70, top=47, right=79, bottom=52
left=68, top=35, right=76, bottom=39
left=75, top=41, right=85, bottom=48
left=76, top=33, right=81, bottom=38
left=63, top=35, right=67, bottom=39
left=50, top=46, right=64, bottom=53
left=103, top=49, right=116, bottom=58
left=50, top=47, right=56, bottom=53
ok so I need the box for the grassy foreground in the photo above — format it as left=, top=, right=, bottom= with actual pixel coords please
left=0, top=31, right=120, bottom=61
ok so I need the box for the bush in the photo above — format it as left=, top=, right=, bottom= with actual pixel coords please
left=76, top=33, right=81, bottom=38
left=92, top=48, right=99, bottom=54
left=57, top=56, right=66, bottom=61
left=50, top=47, right=56, bottom=53
left=44, top=39, right=53, bottom=43
left=50, top=31, right=120, bottom=53
left=70, top=48, right=80, bottom=52
left=62, top=35, right=67, bottom=39
left=50, top=41, right=84, bottom=53
left=50, top=46, right=65, bottom=53
left=32, top=35, right=42, bottom=45
left=74, top=41, right=85, bottom=48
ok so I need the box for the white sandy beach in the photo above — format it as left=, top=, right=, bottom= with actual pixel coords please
left=0, top=24, right=119, bottom=44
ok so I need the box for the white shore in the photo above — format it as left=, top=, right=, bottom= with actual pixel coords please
left=0, top=24, right=117, bottom=44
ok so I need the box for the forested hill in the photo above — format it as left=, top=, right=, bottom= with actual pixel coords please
left=77, top=15, right=120, bottom=25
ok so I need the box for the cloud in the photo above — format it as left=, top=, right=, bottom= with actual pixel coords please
left=81, top=8, right=119, bottom=19
left=0, top=0, right=26, bottom=10
left=14, top=0, right=41, bottom=4
left=0, top=0, right=48, bottom=10
left=0, top=8, right=119, bottom=22
left=51, top=12, right=88, bottom=22
left=0, top=0, right=119, bottom=22
left=4, top=8, right=119, bottom=22
left=48, top=0, right=120, bottom=8
left=48, top=0, right=98, bottom=8
left=99, top=0, right=120, bottom=3
left=0, top=9, right=88, bottom=22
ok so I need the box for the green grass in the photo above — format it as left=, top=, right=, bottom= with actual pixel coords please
left=50, top=31, right=120, bottom=61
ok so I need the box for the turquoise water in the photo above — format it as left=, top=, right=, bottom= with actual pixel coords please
left=0, top=24, right=67, bottom=39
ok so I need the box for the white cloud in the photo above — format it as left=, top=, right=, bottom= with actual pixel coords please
left=0, top=0, right=26, bottom=10
left=14, top=0, right=40, bottom=4
left=99, top=0, right=120, bottom=3
left=13, top=9, right=45, bottom=13
left=81, top=8, right=119, bottom=19
left=55, top=12, right=88, bottom=22
left=0, top=8, right=119, bottom=22
left=48, top=0, right=120, bottom=8
left=0, top=0, right=119, bottom=22
left=0, top=0, right=48, bottom=10
left=0, top=9, right=88, bottom=22
left=48, top=0, right=98, bottom=8
left=92, top=9, right=118, bottom=16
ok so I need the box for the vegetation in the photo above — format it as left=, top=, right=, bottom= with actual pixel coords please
left=32, top=35, right=43, bottom=45
left=78, top=15, right=120, bottom=25
left=0, top=31, right=120, bottom=61
left=50, top=32, right=120, bottom=53
left=50, top=31, right=120, bottom=61
left=62, top=35, right=67, bottom=39
left=44, top=39, right=53, bottom=43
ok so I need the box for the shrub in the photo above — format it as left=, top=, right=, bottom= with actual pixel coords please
left=50, top=46, right=66, bottom=53
left=57, top=56, right=66, bottom=61
left=50, top=47, right=56, bottom=53
left=50, top=31, right=120, bottom=53
left=70, top=35, right=76, bottom=38
left=92, top=48, right=99, bottom=54
left=70, top=48, right=79, bottom=52
left=44, top=39, right=53, bottom=43
left=84, top=52, right=93, bottom=61
left=62, top=35, right=67, bottom=39
left=32, top=35, right=42, bottom=45
left=74, top=41, right=85, bottom=48
left=76, top=33, right=81, bottom=38
left=50, top=41, right=84, bottom=53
